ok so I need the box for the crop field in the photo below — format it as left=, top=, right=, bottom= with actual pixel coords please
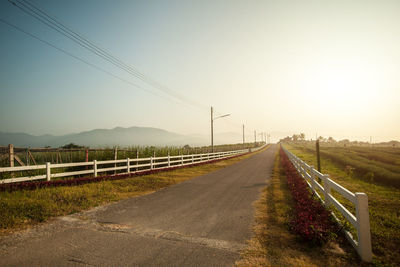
left=0, top=143, right=260, bottom=167
left=0, top=143, right=261, bottom=181
left=284, top=143, right=400, bottom=266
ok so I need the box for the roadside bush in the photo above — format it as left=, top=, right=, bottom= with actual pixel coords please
left=280, top=147, right=339, bottom=244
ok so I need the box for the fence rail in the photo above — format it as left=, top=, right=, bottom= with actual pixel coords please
left=282, top=146, right=372, bottom=262
left=0, top=146, right=265, bottom=185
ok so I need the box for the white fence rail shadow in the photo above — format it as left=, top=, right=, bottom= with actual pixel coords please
left=282, top=146, right=372, bottom=262
left=0, top=145, right=266, bottom=185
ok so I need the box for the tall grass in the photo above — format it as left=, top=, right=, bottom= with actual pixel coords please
left=0, top=142, right=260, bottom=167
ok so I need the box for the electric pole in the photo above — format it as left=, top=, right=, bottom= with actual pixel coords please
left=211, top=106, right=214, bottom=152
left=242, top=124, right=245, bottom=147
left=210, top=106, right=230, bottom=153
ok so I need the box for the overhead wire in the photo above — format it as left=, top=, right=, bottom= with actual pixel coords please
left=10, top=0, right=208, bottom=111
left=0, top=17, right=196, bottom=108
left=6, top=0, right=264, bottom=137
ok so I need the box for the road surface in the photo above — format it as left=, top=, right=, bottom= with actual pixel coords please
left=0, top=144, right=277, bottom=266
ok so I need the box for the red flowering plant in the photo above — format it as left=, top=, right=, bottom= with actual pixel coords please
left=280, top=147, right=339, bottom=244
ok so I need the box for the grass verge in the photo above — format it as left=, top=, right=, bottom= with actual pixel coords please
left=236, top=147, right=362, bottom=267
left=0, top=148, right=265, bottom=235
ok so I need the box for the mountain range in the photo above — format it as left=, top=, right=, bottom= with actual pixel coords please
left=0, top=126, right=244, bottom=148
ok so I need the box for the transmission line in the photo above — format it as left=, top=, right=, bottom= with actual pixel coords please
left=5, top=0, right=262, bottom=137
left=0, top=17, right=196, bottom=108
left=9, top=0, right=207, bottom=111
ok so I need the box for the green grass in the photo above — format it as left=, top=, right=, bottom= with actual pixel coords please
left=296, top=144, right=400, bottom=188
left=285, top=143, right=400, bottom=267
left=0, top=148, right=264, bottom=234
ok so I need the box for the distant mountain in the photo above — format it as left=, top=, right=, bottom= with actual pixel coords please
left=0, top=126, right=210, bottom=148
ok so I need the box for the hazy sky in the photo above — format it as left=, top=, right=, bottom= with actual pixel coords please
left=1, top=0, right=399, bottom=142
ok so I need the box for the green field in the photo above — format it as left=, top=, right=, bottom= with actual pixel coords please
left=0, top=142, right=262, bottom=180
left=284, top=143, right=400, bottom=266
left=0, top=143, right=261, bottom=167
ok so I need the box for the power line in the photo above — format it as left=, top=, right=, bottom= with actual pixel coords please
left=9, top=0, right=208, bottom=111
left=5, top=1, right=263, bottom=137
left=0, top=17, right=195, bottom=108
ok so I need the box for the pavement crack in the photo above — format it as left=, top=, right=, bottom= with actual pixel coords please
left=94, top=222, right=245, bottom=253
left=67, top=257, right=93, bottom=266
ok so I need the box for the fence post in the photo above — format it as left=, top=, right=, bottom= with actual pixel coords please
left=168, top=152, right=170, bottom=167
left=136, top=150, right=139, bottom=171
left=322, top=175, right=331, bottom=207
left=8, top=144, right=14, bottom=167
left=46, top=162, right=51, bottom=181
left=150, top=157, right=153, bottom=170
left=127, top=158, right=130, bottom=173
left=85, top=149, right=89, bottom=170
left=316, top=139, right=321, bottom=172
left=355, top=193, right=372, bottom=262
left=26, top=148, right=30, bottom=166
left=309, top=165, right=315, bottom=191
left=114, top=147, right=118, bottom=175
left=93, top=160, right=97, bottom=177
left=192, top=154, right=194, bottom=163
left=181, top=154, right=183, bottom=165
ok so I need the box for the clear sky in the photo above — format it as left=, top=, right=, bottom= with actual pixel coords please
left=1, top=0, right=399, bottom=142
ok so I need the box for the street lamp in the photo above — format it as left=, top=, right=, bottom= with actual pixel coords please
left=211, top=106, right=230, bottom=152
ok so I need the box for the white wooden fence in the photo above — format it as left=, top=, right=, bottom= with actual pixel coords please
left=0, top=146, right=265, bottom=185
left=282, top=146, right=372, bottom=262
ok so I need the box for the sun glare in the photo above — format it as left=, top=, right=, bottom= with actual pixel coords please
left=301, top=60, right=381, bottom=116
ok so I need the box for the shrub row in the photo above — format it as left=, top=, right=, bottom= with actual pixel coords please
left=280, top=147, right=339, bottom=244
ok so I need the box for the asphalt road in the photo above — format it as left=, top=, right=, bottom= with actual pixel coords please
left=0, top=144, right=277, bottom=266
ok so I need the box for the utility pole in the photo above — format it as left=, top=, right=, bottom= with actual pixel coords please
left=242, top=124, right=245, bottom=147
left=210, top=106, right=230, bottom=153
left=211, top=106, right=214, bottom=152
left=316, top=139, right=321, bottom=172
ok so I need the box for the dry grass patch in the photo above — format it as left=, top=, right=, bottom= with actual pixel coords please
left=237, top=149, right=363, bottom=267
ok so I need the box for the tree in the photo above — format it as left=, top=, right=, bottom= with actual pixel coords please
left=327, top=137, right=336, bottom=143
left=61, top=143, right=85, bottom=149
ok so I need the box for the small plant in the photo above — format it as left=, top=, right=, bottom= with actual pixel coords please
left=280, top=147, right=339, bottom=244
